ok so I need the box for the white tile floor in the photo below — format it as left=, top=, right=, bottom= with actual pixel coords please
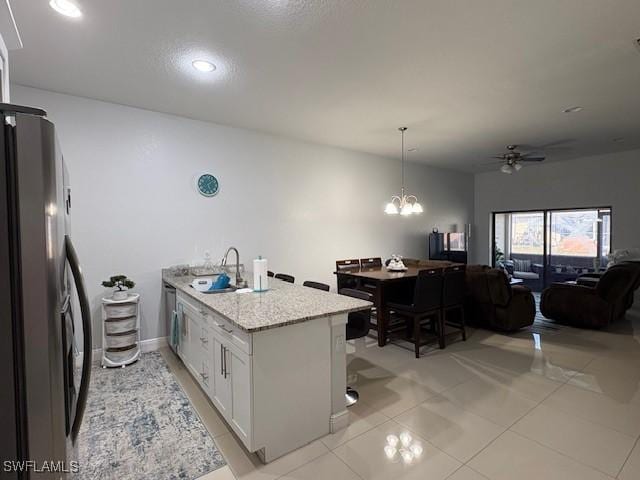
left=162, top=305, right=640, bottom=480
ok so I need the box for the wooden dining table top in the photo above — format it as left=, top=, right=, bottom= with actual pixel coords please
left=335, top=261, right=460, bottom=282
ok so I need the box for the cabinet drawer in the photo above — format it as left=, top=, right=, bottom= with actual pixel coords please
left=105, top=316, right=136, bottom=334
left=208, top=311, right=252, bottom=355
left=105, top=331, right=137, bottom=348
left=104, top=302, right=137, bottom=318
left=177, top=293, right=207, bottom=321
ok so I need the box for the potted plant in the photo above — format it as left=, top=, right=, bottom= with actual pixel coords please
left=102, top=275, right=135, bottom=301
left=494, top=244, right=505, bottom=266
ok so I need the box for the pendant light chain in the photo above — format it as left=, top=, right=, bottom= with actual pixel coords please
left=401, top=127, right=405, bottom=193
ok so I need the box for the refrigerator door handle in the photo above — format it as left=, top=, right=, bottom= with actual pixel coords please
left=65, top=235, right=92, bottom=443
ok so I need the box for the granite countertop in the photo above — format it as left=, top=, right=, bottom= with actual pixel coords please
left=162, top=270, right=372, bottom=333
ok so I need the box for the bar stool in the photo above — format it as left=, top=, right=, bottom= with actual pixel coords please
left=339, top=288, right=372, bottom=406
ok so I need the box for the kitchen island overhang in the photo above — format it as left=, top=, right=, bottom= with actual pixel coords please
left=162, top=270, right=372, bottom=463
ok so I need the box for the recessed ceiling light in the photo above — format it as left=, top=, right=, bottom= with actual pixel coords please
left=49, top=0, right=82, bottom=18
left=192, top=60, right=216, bottom=72
left=563, top=106, right=583, bottom=113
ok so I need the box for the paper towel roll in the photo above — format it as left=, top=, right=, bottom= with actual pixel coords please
left=253, top=257, right=269, bottom=292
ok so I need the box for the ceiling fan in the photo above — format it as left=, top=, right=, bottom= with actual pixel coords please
left=490, top=145, right=546, bottom=174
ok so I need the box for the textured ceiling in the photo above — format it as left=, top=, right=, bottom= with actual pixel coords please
left=9, top=0, right=640, bottom=171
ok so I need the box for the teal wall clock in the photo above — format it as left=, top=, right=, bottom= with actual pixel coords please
left=196, top=173, right=219, bottom=197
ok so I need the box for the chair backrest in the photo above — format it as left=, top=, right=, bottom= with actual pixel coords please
left=303, top=281, right=330, bottom=291
left=413, top=268, right=444, bottom=311
left=442, top=265, right=466, bottom=307
left=597, top=264, right=636, bottom=303
left=360, top=257, right=382, bottom=268
left=267, top=270, right=274, bottom=277
left=336, top=259, right=360, bottom=271
left=339, top=288, right=372, bottom=340
left=274, top=273, right=295, bottom=283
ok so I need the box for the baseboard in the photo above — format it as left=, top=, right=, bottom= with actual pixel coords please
left=330, top=409, right=350, bottom=433
left=81, top=336, right=169, bottom=367
left=140, top=336, right=168, bottom=352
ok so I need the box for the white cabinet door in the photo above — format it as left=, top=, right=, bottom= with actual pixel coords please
left=228, top=346, right=252, bottom=444
left=211, top=334, right=232, bottom=417
left=199, top=356, right=212, bottom=392
left=180, top=304, right=203, bottom=375
left=176, top=302, right=190, bottom=361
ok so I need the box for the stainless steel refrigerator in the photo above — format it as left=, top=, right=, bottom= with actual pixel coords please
left=1, top=103, right=92, bottom=479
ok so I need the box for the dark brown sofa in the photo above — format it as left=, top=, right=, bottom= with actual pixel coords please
left=465, top=265, right=536, bottom=332
left=540, top=262, right=640, bottom=328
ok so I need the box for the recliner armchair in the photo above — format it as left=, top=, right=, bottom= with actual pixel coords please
left=541, top=262, right=640, bottom=328
left=465, top=265, right=535, bottom=331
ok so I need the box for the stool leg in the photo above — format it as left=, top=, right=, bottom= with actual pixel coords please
left=438, top=311, right=445, bottom=349
left=460, top=305, right=467, bottom=341
left=413, top=315, right=420, bottom=358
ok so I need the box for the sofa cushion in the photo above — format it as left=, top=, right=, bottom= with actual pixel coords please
left=485, top=269, right=512, bottom=307
left=514, top=271, right=540, bottom=280
left=513, top=258, right=531, bottom=272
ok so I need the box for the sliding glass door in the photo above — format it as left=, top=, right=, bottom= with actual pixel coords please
left=493, top=211, right=545, bottom=290
left=546, top=208, right=611, bottom=284
left=492, top=207, right=611, bottom=291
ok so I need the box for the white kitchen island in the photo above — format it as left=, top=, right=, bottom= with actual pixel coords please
left=162, top=270, right=372, bottom=463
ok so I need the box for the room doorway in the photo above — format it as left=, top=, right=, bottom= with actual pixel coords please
left=492, top=207, right=611, bottom=291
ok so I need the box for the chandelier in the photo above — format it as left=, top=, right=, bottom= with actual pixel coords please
left=385, top=127, right=423, bottom=215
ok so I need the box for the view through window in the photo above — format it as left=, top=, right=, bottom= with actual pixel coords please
left=492, top=207, right=611, bottom=291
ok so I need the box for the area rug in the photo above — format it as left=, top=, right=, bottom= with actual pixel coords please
left=72, top=351, right=226, bottom=480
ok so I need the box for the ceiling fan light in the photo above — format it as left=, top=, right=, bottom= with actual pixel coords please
left=412, top=202, right=423, bottom=213
left=514, top=163, right=522, bottom=171
left=501, top=164, right=513, bottom=174
left=385, top=202, right=399, bottom=215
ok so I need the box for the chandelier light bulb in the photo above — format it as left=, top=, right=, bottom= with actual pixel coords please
left=385, top=202, right=399, bottom=215
left=514, top=162, right=522, bottom=171
left=400, top=203, right=414, bottom=216
left=412, top=202, right=423, bottom=213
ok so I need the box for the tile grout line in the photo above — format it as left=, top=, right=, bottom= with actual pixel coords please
left=506, top=429, right=622, bottom=478
left=327, top=449, right=366, bottom=480
left=460, top=362, right=570, bottom=469
left=615, top=433, right=639, bottom=478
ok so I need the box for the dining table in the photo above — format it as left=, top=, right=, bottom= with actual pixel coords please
left=335, top=260, right=456, bottom=346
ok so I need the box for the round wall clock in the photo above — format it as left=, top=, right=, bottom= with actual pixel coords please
left=196, top=173, right=219, bottom=197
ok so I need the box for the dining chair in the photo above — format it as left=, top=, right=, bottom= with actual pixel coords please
left=335, top=259, right=361, bottom=291
left=339, top=288, right=372, bottom=406
left=274, top=273, right=295, bottom=283
left=303, top=281, right=330, bottom=291
left=386, top=268, right=444, bottom=357
left=360, top=257, right=382, bottom=269
left=441, top=265, right=467, bottom=345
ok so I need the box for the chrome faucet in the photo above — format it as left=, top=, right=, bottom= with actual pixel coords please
left=220, top=247, right=246, bottom=288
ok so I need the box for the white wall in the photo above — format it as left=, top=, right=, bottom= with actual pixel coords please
left=12, top=85, right=474, bottom=345
left=473, top=149, right=640, bottom=265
